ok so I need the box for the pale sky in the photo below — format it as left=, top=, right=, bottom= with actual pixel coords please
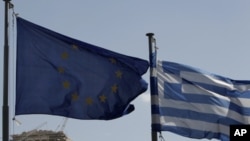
left=1, top=0, right=250, bottom=141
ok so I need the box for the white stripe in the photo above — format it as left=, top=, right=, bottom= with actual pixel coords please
left=151, top=95, right=250, bottom=124
left=151, top=68, right=157, bottom=77
left=152, top=115, right=229, bottom=136
left=181, top=71, right=250, bottom=92
left=182, top=84, right=229, bottom=100
left=157, top=60, right=250, bottom=92
left=182, top=84, right=250, bottom=108
left=235, top=84, right=250, bottom=91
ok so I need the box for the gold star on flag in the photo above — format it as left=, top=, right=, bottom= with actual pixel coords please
left=115, top=70, right=123, bottom=79
left=72, top=44, right=79, bottom=50
left=111, top=84, right=118, bottom=93
left=85, top=97, right=93, bottom=105
left=71, top=92, right=79, bottom=101
left=63, top=81, right=70, bottom=89
left=99, top=95, right=107, bottom=103
left=61, top=52, right=69, bottom=59
left=58, top=67, right=65, bottom=74
left=109, top=58, right=116, bottom=64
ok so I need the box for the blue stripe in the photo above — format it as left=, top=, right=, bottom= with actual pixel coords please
left=152, top=105, right=243, bottom=125
left=152, top=123, right=229, bottom=140
left=163, top=83, right=250, bottom=116
left=151, top=104, right=160, bottom=114
left=150, top=77, right=158, bottom=95
left=150, top=52, right=157, bottom=68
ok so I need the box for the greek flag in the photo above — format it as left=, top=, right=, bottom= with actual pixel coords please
left=152, top=60, right=250, bottom=141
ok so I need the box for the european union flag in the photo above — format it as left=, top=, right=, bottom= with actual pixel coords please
left=16, top=17, right=149, bottom=120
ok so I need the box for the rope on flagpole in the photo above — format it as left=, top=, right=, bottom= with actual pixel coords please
left=159, top=132, right=166, bottom=141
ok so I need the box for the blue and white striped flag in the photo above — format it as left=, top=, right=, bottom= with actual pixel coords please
left=152, top=60, right=250, bottom=141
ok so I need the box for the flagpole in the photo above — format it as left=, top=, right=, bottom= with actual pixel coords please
left=146, top=33, right=158, bottom=141
left=2, top=0, right=11, bottom=141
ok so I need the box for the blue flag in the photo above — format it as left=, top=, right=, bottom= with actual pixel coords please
left=153, top=61, right=250, bottom=141
left=16, top=17, right=149, bottom=120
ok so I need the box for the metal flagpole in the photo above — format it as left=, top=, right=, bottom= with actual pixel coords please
left=2, top=0, right=11, bottom=141
left=146, top=33, right=158, bottom=141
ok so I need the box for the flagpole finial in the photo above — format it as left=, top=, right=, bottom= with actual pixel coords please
left=146, top=33, right=154, bottom=37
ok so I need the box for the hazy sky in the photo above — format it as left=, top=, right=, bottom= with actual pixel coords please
left=1, top=0, right=250, bottom=141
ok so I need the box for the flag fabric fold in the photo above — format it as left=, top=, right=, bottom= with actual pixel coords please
left=153, top=60, right=250, bottom=141
left=16, top=17, right=149, bottom=120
